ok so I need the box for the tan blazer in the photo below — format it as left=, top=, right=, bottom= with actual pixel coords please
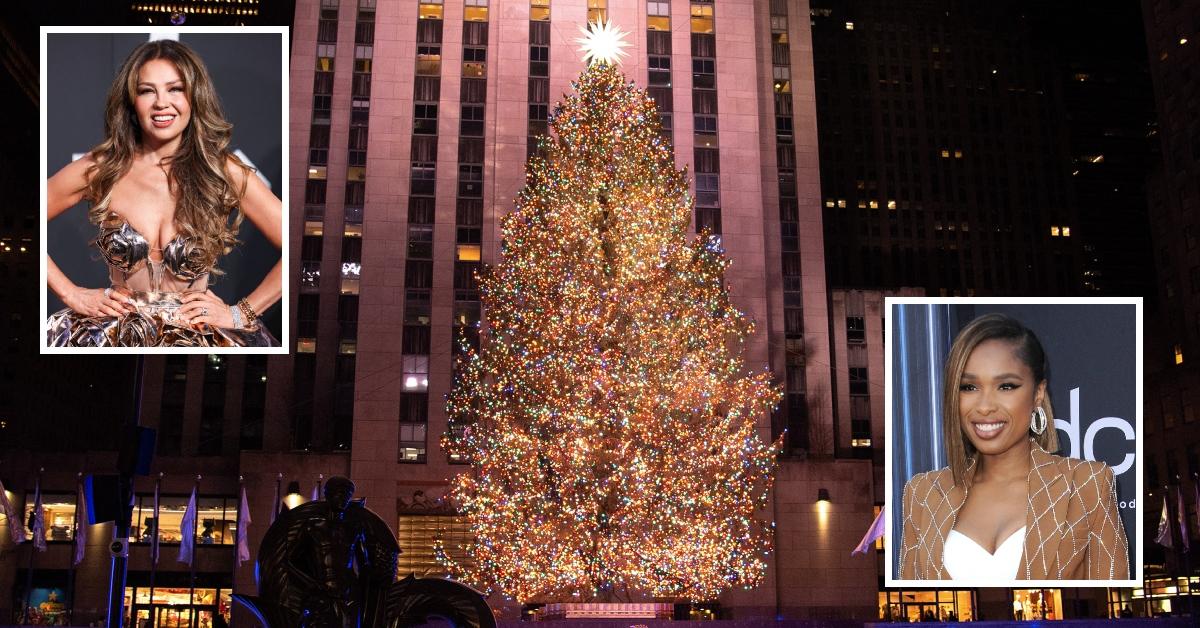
left=898, top=442, right=1129, bottom=580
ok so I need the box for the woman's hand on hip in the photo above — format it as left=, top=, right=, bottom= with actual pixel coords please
left=181, top=289, right=235, bottom=328
left=64, top=286, right=135, bottom=318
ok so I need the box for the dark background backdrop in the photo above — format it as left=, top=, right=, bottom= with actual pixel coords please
left=891, top=301, right=1139, bottom=578
left=46, top=32, right=285, bottom=338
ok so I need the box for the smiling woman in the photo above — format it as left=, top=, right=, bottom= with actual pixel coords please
left=44, top=37, right=282, bottom=348
left=895, top=313, right=1129, bottom=583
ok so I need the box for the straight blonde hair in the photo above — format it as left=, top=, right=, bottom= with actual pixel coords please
left=942, top=313, right=1059, bottom=486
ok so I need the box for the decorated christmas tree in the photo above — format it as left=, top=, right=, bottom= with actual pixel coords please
left=442, top=20, right=781, bottom=604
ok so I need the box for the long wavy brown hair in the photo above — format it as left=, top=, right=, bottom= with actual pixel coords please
left=84, top=39, right=250, bottom=273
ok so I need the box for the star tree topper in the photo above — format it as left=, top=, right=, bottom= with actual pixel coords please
left=575, top=18, right=631, bottom=66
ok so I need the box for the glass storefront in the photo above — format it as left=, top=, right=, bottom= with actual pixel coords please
left=1128, top=576, right=1200, bottom=616
left=129, top=495, right=239, bottom=546
left=22, top=493, right=77, bottom=542
left=1011, top=588, right=1061, bottom=621
left=124, top=586, right=231, bottom=628
left=879, top=589, right=975, bottom=622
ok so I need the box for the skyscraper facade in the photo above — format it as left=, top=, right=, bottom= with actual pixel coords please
left=811, top=0, right=1083, bottom=296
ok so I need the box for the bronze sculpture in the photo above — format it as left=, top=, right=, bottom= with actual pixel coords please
left=234, top=476, right=495, bottom=628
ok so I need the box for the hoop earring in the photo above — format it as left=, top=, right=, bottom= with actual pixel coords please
left=1030, top=406, right=1048, bottom=435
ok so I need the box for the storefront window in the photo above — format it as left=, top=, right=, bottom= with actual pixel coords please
left=125, top=586, right=231, bottom=628
left=1131, top=576, right=1200, bottom=617
left=879, top=589, right=975, bottom=622
left=1012, top=588, right=1062, bottom=620
left=196, top=498, right=236, bottom=545
left=1108, top=587, right=1134, bottom=618
left=18, top=587, right=70, bottom=625
left=130, top=495, right=238, bottom=545
left=23, top=493, right=76, bottom=542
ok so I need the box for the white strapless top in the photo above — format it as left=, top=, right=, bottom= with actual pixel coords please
left=943, top=526, right=1025, bottom=582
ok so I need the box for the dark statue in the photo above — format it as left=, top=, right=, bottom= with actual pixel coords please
left=234, top=476, right=495, bottom=628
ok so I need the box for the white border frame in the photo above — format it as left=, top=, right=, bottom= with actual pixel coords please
left=884, top=296, right=1143, bottom=588
left=39, top=25, right=290, bottom=354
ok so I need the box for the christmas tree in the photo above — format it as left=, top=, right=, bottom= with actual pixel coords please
left=443, top=21, right=780, bottom=604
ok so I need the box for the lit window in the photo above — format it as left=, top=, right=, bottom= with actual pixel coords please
left=463, top=62, right=486, bottom=78
left=648, top=0, right=669, bottom=30
left=587, top=0, right=606, bottom=23
left=308, top=166, right=327, bottom=180
left=1175, top=344, right=1184, bottom=365
left=1062, top=226, right=1071, bottom=237
left=23, top=493, right=77, bottom=542
left=340, top=339, right=357, bottom=354
left=341, top=274, right=360, bottom=295
left=1181, top=38, right=1189, bottom=46
left=415, top=46, right=441, bottom=76
left=297, top=339, right=317, bottom=353
left=398, top=424, right=427, bottom=463
left=845, top=21, right=854, bottom=30
left=868, top=200, right=879, bottom=209
left=316, top=44, right=335, bottom=71
left=1050, top=226, right=1060, bottom=237
left=851, top=438, right=872, bottom=448
left=305, top=220, right=323, bottom=236
left=690, top=4, right=713, bottom=34
left=464, top=0, right=488, bottom=21
left=531, top=0, right=550, bottom=21
left=344, top=223, right=363, bottom=237
left=887, top=200, right=897, bottom=210
left=825, top=199, right=835, bottom=208
left=954, top=150, right=963, bottom=158
left=457, top=244, right=481, bottom=261
left=418, top=0, right=443, bottom=20
left=940, top=149, right=950, bottom=158
left=857, top=200, right=867, bottom=209
left=347, top=166, right=366, bottom=182
left=403, top=355, right=430, bottom=391
left=836, top=199, right=846, bottom=208
left=1074, top=73, right=1090, bottom=82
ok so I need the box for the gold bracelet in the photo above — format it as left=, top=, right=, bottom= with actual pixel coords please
left=237, top=298, right=259, bottom=325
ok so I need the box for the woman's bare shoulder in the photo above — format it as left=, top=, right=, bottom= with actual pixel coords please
left=57, top=152, right=99, bottom=180
left=223, top=154, right=254, bottom=186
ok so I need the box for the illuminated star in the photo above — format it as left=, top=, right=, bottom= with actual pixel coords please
left=575, top=18, right=631, bottom=66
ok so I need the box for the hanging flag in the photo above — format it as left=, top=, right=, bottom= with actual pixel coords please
left=311, top=477, right=321, bottom=502
left=177, top=485, right=197, bottom=565
left=1194, top=480, right=1200, bottom=546
left=270, top=477, right=282, bottom=524
left=73, top=481, right=86, bottom=565
left=0, top=479, right=24, bottom=545
left=31, top=479, right=46, bottom=552
left=237, top=485, right=252, bottom=567
left=1178, top=485, right=1190, bottom=552
left=1155, top=491, right=1174, bottom=548
left=151, top=479, right=161, bottom=565
left=852, top=508, right=886, bottom=555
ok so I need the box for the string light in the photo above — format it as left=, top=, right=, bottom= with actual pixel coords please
left=442, top=62, right=781, bottom=604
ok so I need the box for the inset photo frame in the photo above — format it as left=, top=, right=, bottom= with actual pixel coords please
left=885, top=297, right=1141, bottom=588
left=41, top=26, right=289, bottom=353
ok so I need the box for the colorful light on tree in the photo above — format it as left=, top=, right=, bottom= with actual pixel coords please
left=442, top=56, right=780, bottom=604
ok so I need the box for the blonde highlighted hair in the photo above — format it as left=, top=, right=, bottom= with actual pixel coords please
left=943, top=313, right=1059, bottom=486
left=84, top=39, right=250, bottom=273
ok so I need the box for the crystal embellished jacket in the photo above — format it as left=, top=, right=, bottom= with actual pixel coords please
left=897, top=441, right=1130, bottom=580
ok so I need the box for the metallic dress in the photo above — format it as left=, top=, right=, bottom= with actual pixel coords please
left=46, top=213, right=278, bottom=347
